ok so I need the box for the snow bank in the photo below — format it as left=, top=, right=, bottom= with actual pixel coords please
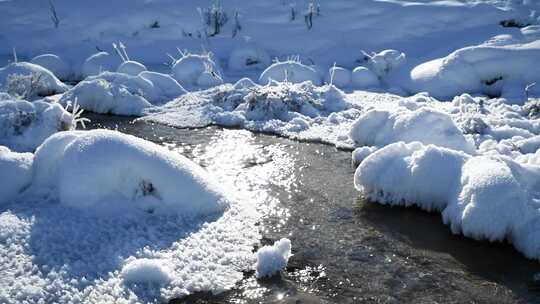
left=259, top=61, right=322, bottom=86
left=172, top=53, right=222, bottom=88
left=355, top=141, right=540, bottom=260
left=0, top=62, right=68, bottom=99
left=255, top=238, right=292, bottom=278
left=410, top=40, right=540, bottom=101
left=30, top=54, right=71, bottom=81
left=349, top=107, right=476, bottom=153
left=117, top=60, right=147, bottom=76
left=0, top=146, right=33, bottom=204
left=81, top=51, right=121, bottom=78
left=0, top=98, right=74, bottom=152
left=32, top=129, right=231, bottom=216
left=59, top=71, right=185, bottom=115
left=228, top=45, right=271, bottom=71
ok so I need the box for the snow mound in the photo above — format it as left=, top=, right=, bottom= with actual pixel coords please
left=81, top=51, right=121, bottom=78
left=259, top=61, right=322, bottom=86
left=121, top=258, right=172, bottom=285
left=255, top=238, right=292, bottom=278
left=349, top=107, right=476, bottom=153
left=410, top=40, right=540, bottom=101
left=33, top=129, right=231, bottom=216
left=30, top=54, right=71, bottom=81
left=0, top=98, right=73, bottom=152
left=351, top=67, right=379, bottom=89
left=117, top=60, right=147, bottom=76
left=171, top=53, right=222, bottom=88
left=0, top=146, right=33, bottom=204
left=355, top=141, right=540, bottom=259
left=0, top=62, right=68, bottom=99
left=324, top=66, right=352, bottom=88
left=228, top=45, right=271, bottom=71
left=60, top=71, right=185, bottom=115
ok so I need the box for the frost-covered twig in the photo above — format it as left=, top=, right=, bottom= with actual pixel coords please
left=526, top=82, right=537, bottom=100
left=6, top=73, right=43, bottom=100
left=65, top=98, right=91, bottom=129
left=329, top=62, right=337, bottom=86
left=49, top=0, right=61, bottom=28
left=12, top=47, right=17, bottom=63
left=232, top=11, right=241, bottom=38
left=198, top=1, right=228, bottom=37
left=112, top=42, right=127, bottom=62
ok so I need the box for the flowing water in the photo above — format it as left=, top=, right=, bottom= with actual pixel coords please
left=87, top=113, right=540, bottom=304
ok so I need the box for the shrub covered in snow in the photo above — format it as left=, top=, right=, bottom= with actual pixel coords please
left=324, top=66, right=352, bottom=87
left=0, top=62, right=69, bottom=99
left=255, top=238, right=292, bottom=278
left=171, top=52, right=222, bottom=88
left=228, top=45, right=271, bottom=71
left=350, top=66, right=379, bottom=89
left=0, top=98, right=74, bottom=152
left=0, top=146, right=33, bottom=204
left=259, top=60, right=322, bottom=86
left=362, top=49, right=406, bottom=77
left=349, top=107, right=476, bottom=153
left=117, top=60, right=147, bottom=76
left=32, top=129, right=232, bottom=216
left=59, top=71, right=186, bottom=115
left=81, top=51, right=121, bottom=78
left=30, top=54, right=71, bottom=81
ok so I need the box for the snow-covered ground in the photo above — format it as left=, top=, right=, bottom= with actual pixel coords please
left=2, top=0, right=540, bottom=302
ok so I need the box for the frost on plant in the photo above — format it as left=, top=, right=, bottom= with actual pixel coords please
left=198, top=1, right=228, bottom=37
left=5, top=73, right=43, bottom=100
left=64, top=98, right=90, bottom=130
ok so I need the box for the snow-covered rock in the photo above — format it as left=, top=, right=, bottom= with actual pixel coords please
left=228, top=45, right=271, bottom=71
left=171, top=53, right=221, bottom=88
left=121, top=258, right=172, bottom=285
left=259, top=61, right=322, bottom=86
left=0, top=62, right=69, bottom=98
left=349, top=107, right=476, bottom=153
left=0, top=146, right=33, bottom=204
left=324, top=66, right=352, bottom=87
left=197, top=70, right=224, bottom=88
left=139, top=71, right=187, bottom=98
left=0, top=98, right=74, bottom=152
left=81, top=51, right=121, bottom=78
left=30, top=54, right=71, bottom=81
left=117, top=60, right=147, bottom=76
left=33, top=129, right=231, bottom=216
left=351, top=66, right=379, bottom=89
left=255, top=238, right=292, bottom=278
left=365, top=49, right=406, bottom=77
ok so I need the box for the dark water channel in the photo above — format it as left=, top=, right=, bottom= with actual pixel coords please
left=87, top=113, right=540, bottom=304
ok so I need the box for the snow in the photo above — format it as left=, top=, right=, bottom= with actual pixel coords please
left=351, top=66, right=380, bottom=89
left=81, top=51, right=121, bottom=78
left=228, top=44, right=271, bottom=71
left=117, top=60, right=147, bottom=76
left=324, top=66, right=352, bottom=88
left=121, top=258, right=172, bottom=285
left=171, top=52, right=222, bottom=89
left=32, top=129, right=231, bottom=216
left=0, top=146, right=33, bottom=205
left=259, top=61, right=322, bottom=86
left=349, top=106, right=476, bottom=154
left=363, top=49, right=406, bottom=78
left=0, top=98, right=74, bottom=152
left=255, top=238, right=292, bottom=278
left=0, top=62, right=68, bottom=99
left=30, top=54, right=71, bottom=81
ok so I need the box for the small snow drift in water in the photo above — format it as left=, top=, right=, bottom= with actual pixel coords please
left=324, top=66, right=352, bottom=88
left=255, top=238, right=292, bottom=278
left=351, top=66, right=380, bottom=89
left=259, top=60, right=322, bottom=86
left=410, top=38, right=540, bottom=102
left=59, top=71, right=185, bottom=115
left=0, top=146, right=33, bottom=204
left=355, top=141, right=540, bottom=260
left=0, top=98, right=74, bottom=152
left=30, top=54, right=71, bottom=81
left=121, top=258, right=172, bottom=285
left=0, top=62, right=69, bottom=99
left=33, top=129, right=231, bottom=216
left=362, top=49, right=406, bottom=78
left=117, top=60, right=147, bottom=76
left=349, top=106, right=476, bottom=154
left=228, top=44, right=271, bottom=71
